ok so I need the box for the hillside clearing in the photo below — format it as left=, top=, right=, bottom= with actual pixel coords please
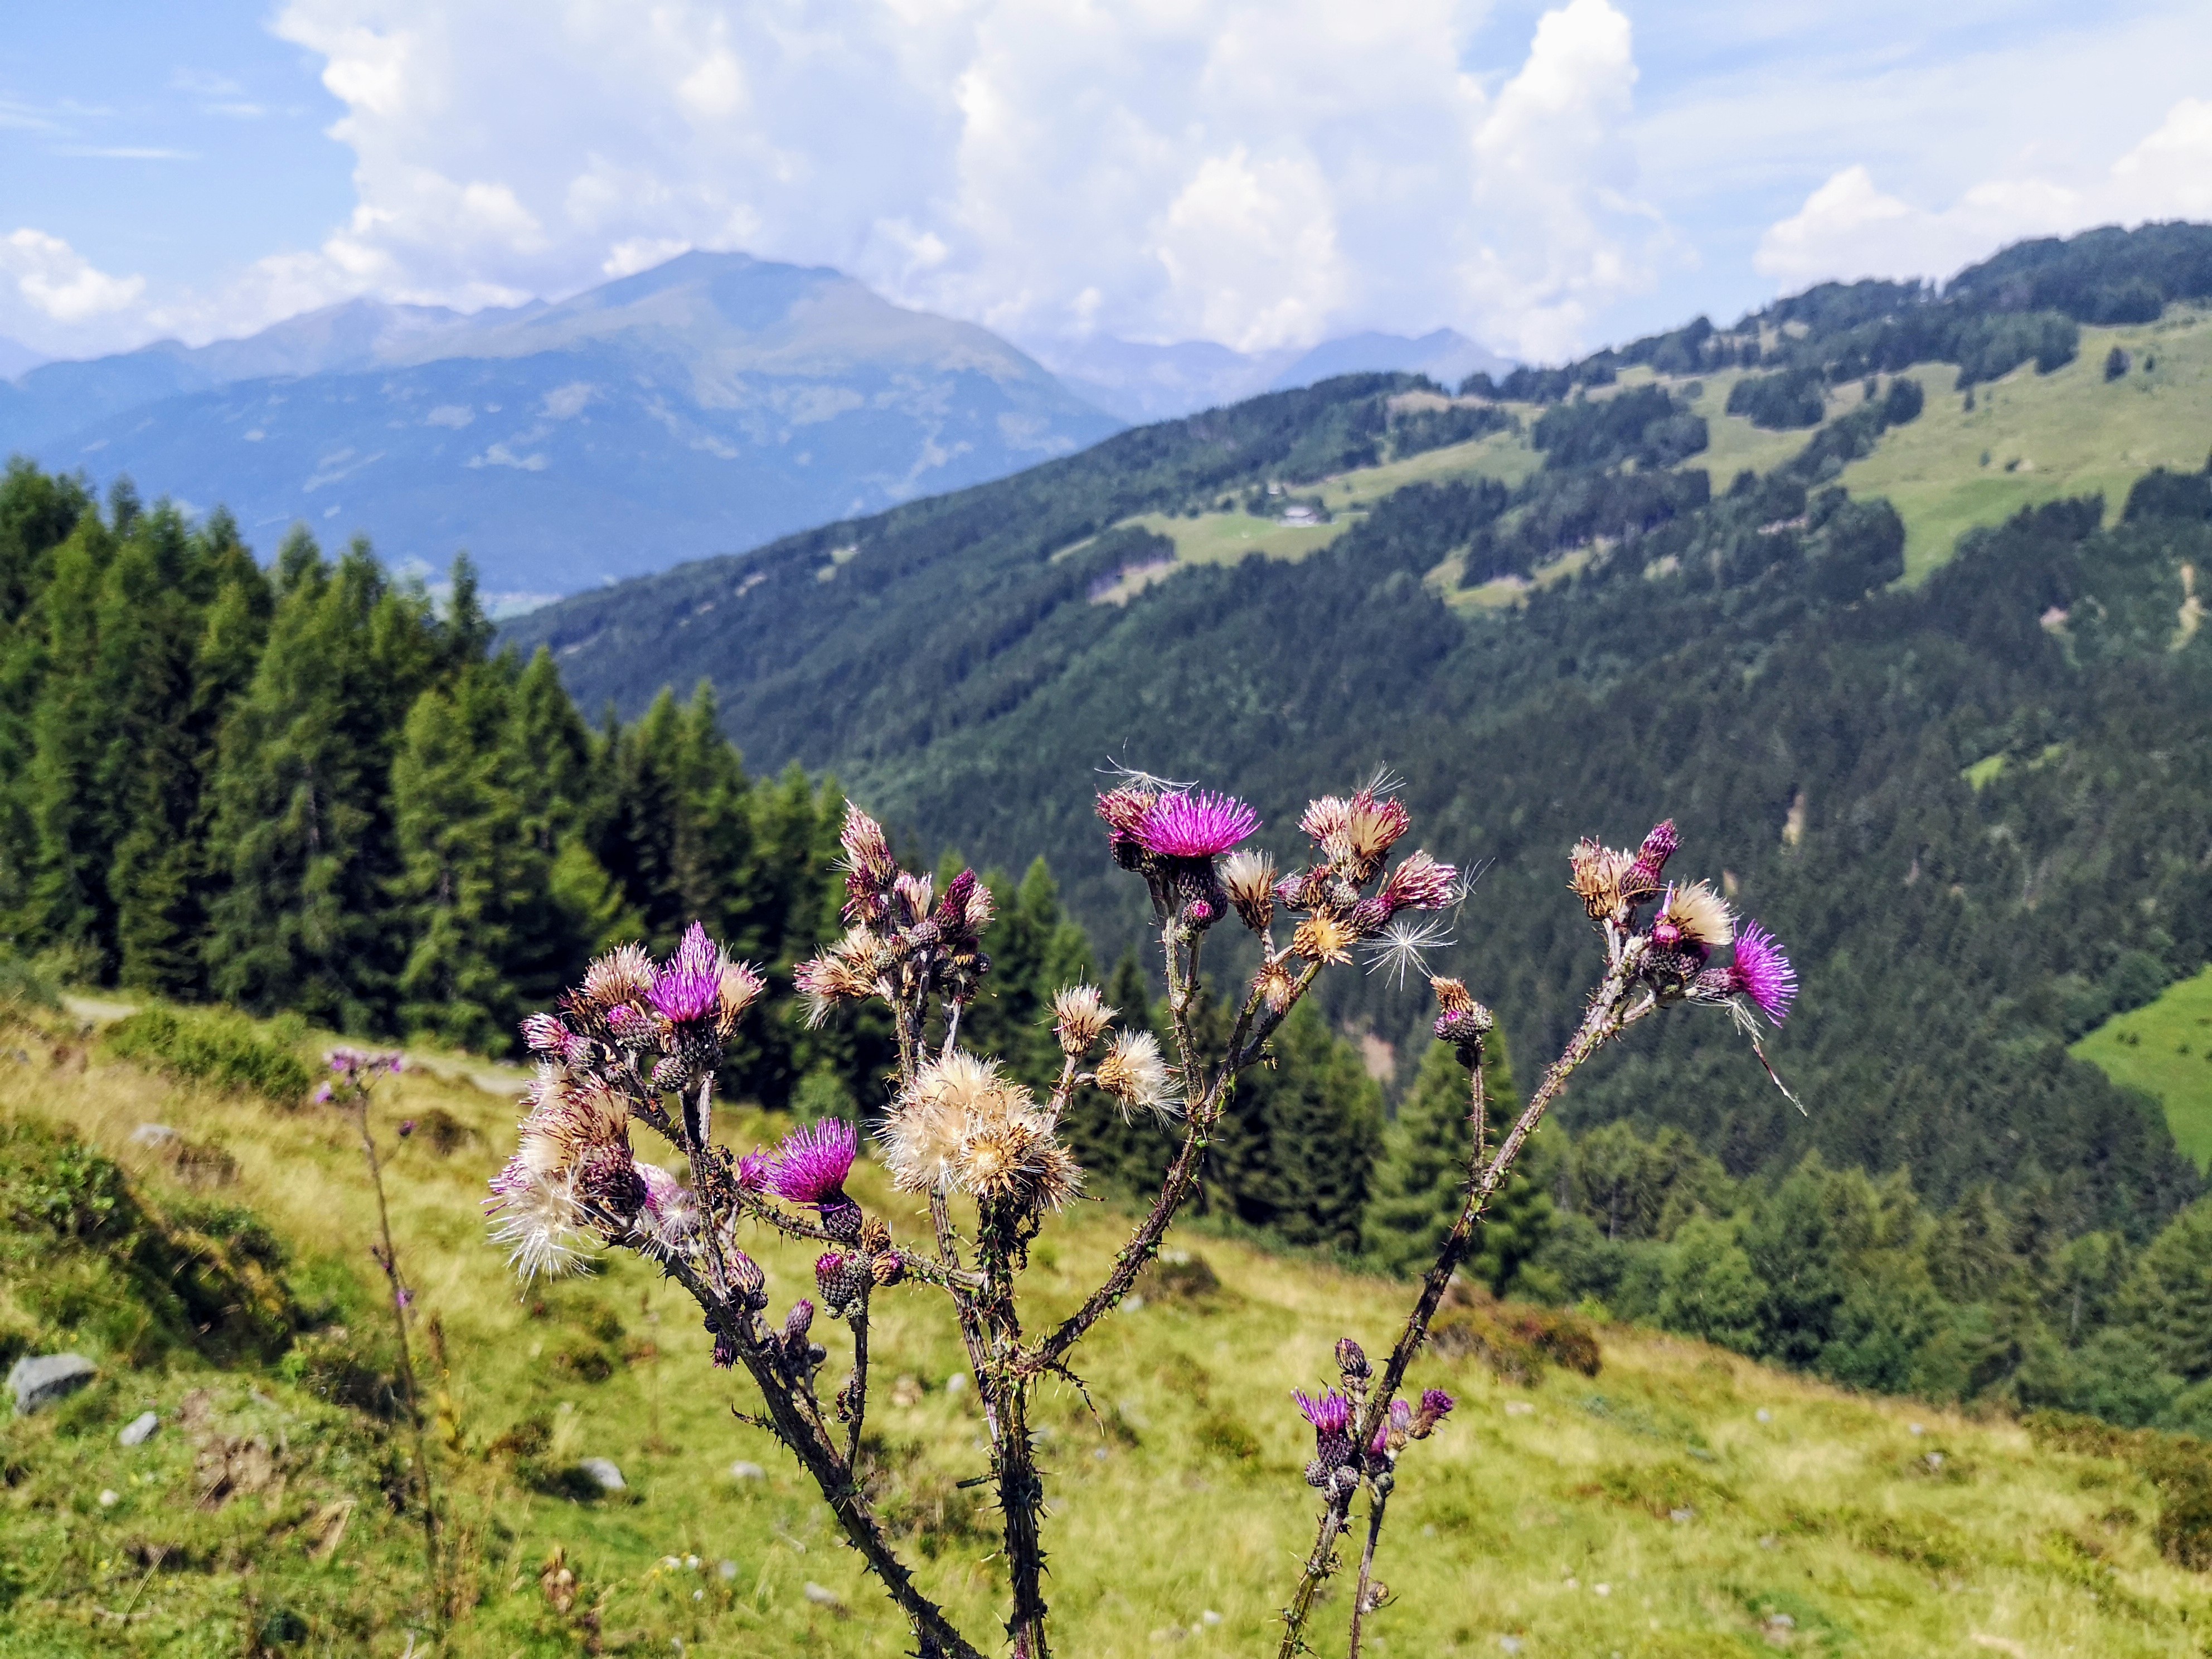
left=7, top=1013, right=2212, bottom=1655
left=2075, top=966, right=2212, bottom=1170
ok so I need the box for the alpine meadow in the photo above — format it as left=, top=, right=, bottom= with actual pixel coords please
left=6, top=218, right=2212, bottom=1656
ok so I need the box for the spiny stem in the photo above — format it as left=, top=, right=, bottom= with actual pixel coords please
left=1346, top=1487, right=1391, bottom=1658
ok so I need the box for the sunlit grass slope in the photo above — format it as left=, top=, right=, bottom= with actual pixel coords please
left=1838, top=307, right=2212, bottom=581
left=2075, top=967, right=2212, bottom=1171
left=9, top=1011, right=2212, bottom=1656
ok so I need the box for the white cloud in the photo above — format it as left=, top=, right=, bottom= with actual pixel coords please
left=203, top=0, right=1655, bottom=362
left=1757, top=98, right=2212, bottom=288
left=0, top=229, right=146, bottom=326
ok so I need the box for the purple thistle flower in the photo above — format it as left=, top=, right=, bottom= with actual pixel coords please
left=737, top=1149, right=773, bottom=1193
left=1134, top=791, right=1259, bottom=859
left=650, top=922, right=723, bottom=1023
left=1370, top=1398, right=1414, bottom=1454
left=1726, top=922, right=1798, bottom=1024
left=312, top=1083, right=333, bottom=1105
left=1294, top=1388, right=1354, bottom=1437
left=770, top=1119, right=857, bottom=1207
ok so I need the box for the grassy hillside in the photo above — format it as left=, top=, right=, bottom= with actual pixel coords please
left=1840, top=308, right=2212, bottom=580
left=9, top=1008, right=2212, bottom=1656
left=2077, top=967, right=2212, bottom=1170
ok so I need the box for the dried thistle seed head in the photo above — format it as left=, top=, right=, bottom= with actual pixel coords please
left=1219, top=847, right=1277, bottom=930
left=1379, top=850, right=1458, bottom=915
left=520, top=1011, right=571, bottom=1056
left=1298, top=794, right=1351, bottom=849
left=957, top=1114, right=1080, bottom=1213
left=1094, top=1029, right=1182, bottom=1122
left=1051, top=983, right=1115, bottom=1055
left=487, top=1158, right=594, bottom=1279
left=1654, top=880, right=1733, bottom=952
left=860, top=1214, right=892, bottom=1254
left=870, top=1249, right=906, bottom=1287
left=714, top=960, right=767, bottom=1036
left=1428, top=976, right=1494, bottom=1048
left=581, top=943, right=654, bottom=1010
left=1568, top=838, right=1636, bottom=920
left=1095, top=785, right=1158, bottom=840
left=1255, top=956, right=1301, bottom=1012
left=1363, top=914, right=1454, bottom=990
left=1292, top=913, right=1356, bottom=966
left=1327, top=789, right=1411, bottom=881
left=891, top=870, right=935, bottom=925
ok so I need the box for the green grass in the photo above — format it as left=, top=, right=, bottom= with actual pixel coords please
left=2074, top=967, right=2212, bottom=1170
left=1839, top=307, right=2212, bottom=581
left=10, top=1007, right=2212, bottom=1654
left=1102, top=423, right=1542, bottom=599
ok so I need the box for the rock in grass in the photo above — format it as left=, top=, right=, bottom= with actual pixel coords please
left=9, top=1353, right=95, bottom=1414
left=577, top=1457, right=625, bottom=1492
left=118, top=1411, right=159, bottom=1446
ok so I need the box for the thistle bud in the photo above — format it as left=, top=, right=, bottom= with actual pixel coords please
left=1411, top=1387, right=1456, bottom=1439
left=870, top=1250, right=906, bottom=1288
left=814, top=1250, right=870, bottom=1318
left=1335, top=1338, right=1371, bottom=1382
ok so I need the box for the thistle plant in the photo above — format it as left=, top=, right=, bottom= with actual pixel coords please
left=318, top=1047, right=443, bottom=1614
left=484, top=779, right=1797, bottom=1658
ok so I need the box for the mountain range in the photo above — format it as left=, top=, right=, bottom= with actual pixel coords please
left=0, top=259, right=1512, bottom=606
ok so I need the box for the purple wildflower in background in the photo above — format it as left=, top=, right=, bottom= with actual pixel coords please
left=1294, top=1388, right=1354, bottom=1437
left=1726, top=923, right=1798, bottom=1023
left=1134, top=791, right=1259, bottom=858
left=398, top=1119, right=416, bottom=1138
left=650, top=922, right=722, bottom=1023
left=770, top=1119, right=857, bottom=1208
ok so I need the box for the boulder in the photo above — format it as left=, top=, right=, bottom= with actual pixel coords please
left=577, top=1457, right=625, bottom=1492
left=8, top=1352, right=95, bottom=1415
left=118, top=1411, right=160, bottom=1447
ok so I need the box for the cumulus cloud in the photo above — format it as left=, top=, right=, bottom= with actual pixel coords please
left=0, top=229, right=146, bottom=334
left=208, top=0, right=1652, bottom=361
left=1757, top=98, right=2212, bottom=288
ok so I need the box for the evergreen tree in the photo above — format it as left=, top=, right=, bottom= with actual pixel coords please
left=1206, top=997, right=1382, bottom=1253
left=388, top=666, right=561, bottom=1052
left=2121, top=1199, right=2212, bottom=1383
left=963, top=857, right=1094, bottom=1090
left=201, top=535, right=442, bottom=1027
left=1363, top=1030, right=1550, bottom=1289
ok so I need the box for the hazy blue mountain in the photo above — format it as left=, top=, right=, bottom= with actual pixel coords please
left=1028, top=328, right=1514, bottom=422
left=0, top=253, right=1118, bottom=603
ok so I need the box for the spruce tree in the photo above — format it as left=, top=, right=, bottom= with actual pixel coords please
left=1206, top=997, right=1382, bottom=1253
left=202, top=535, right=441, bottom=1027
left=1364, top=1028, right=1551, bottom=1291
left=1061, top=949, right=1176, bottom=1195
left=389, top=667, right=556, bottom=1052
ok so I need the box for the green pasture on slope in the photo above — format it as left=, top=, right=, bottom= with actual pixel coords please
left=2074, top=966, right=2212, bottom=1169
left=1839, top=307, right=2212, bottom=581
left=9, top=1002, right=2212, bottom=1655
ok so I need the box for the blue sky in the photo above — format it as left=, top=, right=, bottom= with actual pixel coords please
left=2, top=1, right=2208, bottom=366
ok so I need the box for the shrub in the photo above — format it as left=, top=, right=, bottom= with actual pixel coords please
left=103, top=1007, right=314, bottom=1104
